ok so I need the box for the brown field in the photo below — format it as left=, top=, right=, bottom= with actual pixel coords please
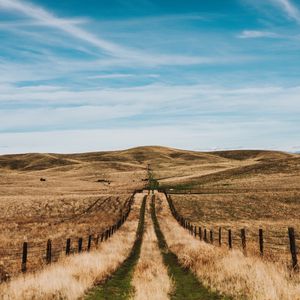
left=156, top=192, right=300, bottom=300
left=151, top=147, right=300, bottom=263
left=0, top=146, right=299, bottom=279
left=0, top=192, right=145, bottom=300
left=0, top=149, right=149, bottom=277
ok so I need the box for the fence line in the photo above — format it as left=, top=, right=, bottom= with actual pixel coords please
left=163, top=191, right=299, bottom=272
left=0, top=190, right=142, bottom=282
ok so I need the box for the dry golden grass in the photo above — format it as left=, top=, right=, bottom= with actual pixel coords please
left=132, top=196, right=172, bottom=300
left=170, top=193, right=300, bottom=262
left=0, top=192, right=144, bottom=300
left=156, top=192, right=300, bottom=300
left=151, top=148, right=300, bottom=261
left=1, top=145, right=300, bottom=278
left=0, top=150, right=147, bottom=277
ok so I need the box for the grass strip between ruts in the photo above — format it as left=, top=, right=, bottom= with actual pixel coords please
left=86, top=195, right=147, bottom=300
left=151, top=195, right=230, bottom=300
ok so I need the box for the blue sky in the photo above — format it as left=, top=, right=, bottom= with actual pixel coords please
left=0, top=0, right=300, bottom=153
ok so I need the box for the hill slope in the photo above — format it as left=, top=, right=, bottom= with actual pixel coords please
left=0, top=146, right=295, bottom=172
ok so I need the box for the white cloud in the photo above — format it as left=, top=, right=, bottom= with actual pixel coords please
left=0, top=0, right=129, bottom=57
left=0, top=82, right=299, bottom=110
left=238, top=30, right=278, bottom=38
left=0, top=18, right=89, bottom=29
left=88, top=73, right=160, bottom=79
left=271, top=0, right=300, bottom=23
left=0, top=120, right=298, bottom=155
left=0, top=0, right=224, bottom=67
left=0, top=82, right=299, bottom=138
left=0, top=104, right=144, bottom=132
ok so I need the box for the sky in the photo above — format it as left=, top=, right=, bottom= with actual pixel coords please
left=0, top=0, right=300, bottom=154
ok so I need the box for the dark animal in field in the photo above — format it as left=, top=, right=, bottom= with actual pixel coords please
left=40, top=178, right=46, bottom=182
left=97, top=179, right=111, bottom=184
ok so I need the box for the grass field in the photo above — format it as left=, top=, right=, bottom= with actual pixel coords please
left=0, top=149, right=148, bottom=277
left=150, top=147, right=300, bottom=262
left=0, top=146, right=299, bottom=299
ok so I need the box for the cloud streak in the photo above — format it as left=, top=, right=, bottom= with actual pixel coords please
left=238, top=30, right=278, bottom=38
left=0, top=119, right=298, bottom=155
left=271, top=0, right=300, bottom=23
left=0, top=0, right=223, bottom=66
left=0, top=0, right=299, bottom=153
left=0, top=0, right=131, bottom=57
left=0, top=82, right=299, bottom=136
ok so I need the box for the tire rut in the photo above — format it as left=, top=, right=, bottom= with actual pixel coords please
left=151, top=194, right=226, bottom=300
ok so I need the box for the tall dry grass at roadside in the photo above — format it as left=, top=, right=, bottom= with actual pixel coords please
left=132, top=199, right=172, bottom=300
left=156, top=193, right=300, bottom=300
left=0, top=194, right=145, bottom=300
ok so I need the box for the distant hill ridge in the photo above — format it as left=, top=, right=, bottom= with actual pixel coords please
left=0, top=146, right=295, bottom=171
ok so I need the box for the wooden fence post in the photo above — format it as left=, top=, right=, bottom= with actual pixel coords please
left=78, top=237, right=83, bottom=253
left=259, top=229, right=264, bottom=256
left=66, top=238, right=71, bottom=256
left=218, top=227, right=222, bottom=246
left=87, top=235, right=92, bottom=252
left=194, top=226, right=197, bottom=237
left=21, top=242, right=28, bottom=273
left=46, top=239, right=52, bottom=264
left=95, top=234, right=99, bottom=248
left=241, top=228, right=246, bottom=255
left=210, top=230, right=214, bottom=244
left=288, top=227, right=298, bottom=270
left=199, top=226, right=202, bottom=241
left=204, top=228, right=207, bottom=242
left=228, top=229, right=232, bottom=249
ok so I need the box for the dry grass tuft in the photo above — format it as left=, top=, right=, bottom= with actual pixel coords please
left=157, top=193, right=300, bottom=300
left=132, top=198, right=172, bottom=300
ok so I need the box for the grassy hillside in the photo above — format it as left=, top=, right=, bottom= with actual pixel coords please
left=0, top=146, right=299, bottom=276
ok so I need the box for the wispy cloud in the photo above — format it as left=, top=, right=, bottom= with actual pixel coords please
left=88, top=74, right=135, bottom=79
left=0, top=18, right=89, bottom=29
left=270, top=0, right=300, bottom=23
left=0, top=0, right=131, bottom=57
left=88, top=73, right=160, bottom=79
left=0, top=82, right=299, bottom=135
left=0, top=0, right=223, bottom=66
left=0, top=119, right=297, bottom=154
left=0, top=0, right=299, bottom=153
left=238, top=30, right=278, bottom=38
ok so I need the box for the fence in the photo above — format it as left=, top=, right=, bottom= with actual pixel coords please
left=0, top=190, right=140, bottom=282
left=164, top=192, right=299, bottom=271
